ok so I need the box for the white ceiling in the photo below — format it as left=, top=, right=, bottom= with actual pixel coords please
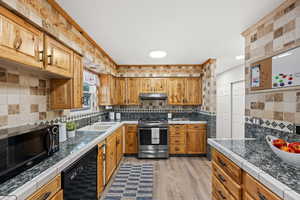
left=57, top=0, right=283, bottom=68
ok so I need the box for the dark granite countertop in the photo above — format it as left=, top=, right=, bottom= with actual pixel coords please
left=208, top=139, right=300, bottom=200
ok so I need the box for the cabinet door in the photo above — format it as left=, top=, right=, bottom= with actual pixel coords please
left=50, top=190, right=63, bottom=200
left=0, top=6, right=43, bottom=69
left=152, top=78, right=166, bottom=93
left=106, top=135, right=117, bottom=182
left=110, top=75, right=117, bottom=105
left=117, top=78, right=127, bottom=105
left=116, top=129, right=123, bottom=165
left=125, top=125, right=138, bottom=154
left=185, top=78, right=201, bottom=105
left=72, top=53, right=83, bottom=108
left=98, top=74, right=111, bottom=105
left=50, top=79, right=72, bottom=110
left=126, top=78, right=140, bottom=105
left=140, top=78, right=153, bottom=93
left=167, top=78, right=185, bottom=105
left=45, top=35, right=73, bottom=78
left=186, top=128, right=206, bottom=154
left=97, top=145, right=104, bottom=198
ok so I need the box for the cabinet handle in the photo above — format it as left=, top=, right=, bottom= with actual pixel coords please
left=36, top=191, right=52, bottom=200
left=218, top=190, right=226, bottom=200
left=38, top=51, right=44, bottom=62
left=217, top=174, right=226, bottom=183
left=47, top=54, right=53, bottom=65
left=218, top=158, right=227, bottom=167
left=258, top=191, right=267, bottom=200
left=13, top=30, right=22, bottom=50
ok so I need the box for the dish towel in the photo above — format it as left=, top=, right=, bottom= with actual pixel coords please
left=151, top=128, right=160, bottom=144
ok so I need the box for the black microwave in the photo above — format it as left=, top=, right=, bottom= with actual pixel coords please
left=0, top=124, right=59, bottom=184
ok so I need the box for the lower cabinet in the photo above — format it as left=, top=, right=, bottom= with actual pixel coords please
left=211, top=148, right=283, bottom=200
left=27, top=175, right=62, bottom=200
left=125, top=125, right=138, bottom=154
left=97, top=142, right=105, bottom=198
left=169, top=124, right=207, bottom=155
left=116, top=127, right=124, bottom=164
left=106, top=134, right=117, bottom=182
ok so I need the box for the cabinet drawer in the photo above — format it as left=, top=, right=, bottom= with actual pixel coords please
left=27, top=175, right=61, bottom=200
left=107, top=133, right=117, bottom=143
left=212, top=176, right=235, bottom=200
left=212, top=162, right=242, bottom=200
left=50, top=190, right=63, bottom=200
left=169, top=136, right=186, bottom=144
left=244, top=173, right=282, bottom=200
left=126, top=125, right=137, bottom=132
left=169, top=145, right=186, bottom=154
left=187, top=124, right=206, bottom=130
left=170, top=125, right=186, bottom=131
left=212, top=149, right=242, bottom=184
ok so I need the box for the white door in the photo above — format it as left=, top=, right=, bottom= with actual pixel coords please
left=231, top=81, right=245, bottom=138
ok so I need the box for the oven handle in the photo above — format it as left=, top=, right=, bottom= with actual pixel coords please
left=138, top=128, right=168, bottom=130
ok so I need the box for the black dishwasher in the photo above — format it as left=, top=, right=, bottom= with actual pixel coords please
left=62, top=147, right=98, bottom=200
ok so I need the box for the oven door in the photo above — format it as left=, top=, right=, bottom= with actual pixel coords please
left=138, top=127, right=168, bottom=146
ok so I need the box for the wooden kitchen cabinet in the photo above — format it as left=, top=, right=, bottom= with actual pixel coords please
left=50, top=190, right=63, bottom=200
left=169, top=124, right=207, bottom=155
left=106, top=134, right=117, bottom=182
left=126, top=78, right=140, bottom=105
left=27, top=175, right=61, bottom=200
left=97, top=142, right=105, bottom=198
left=0, top=6, right=44, bottom=69
left=50, top=53, right=83, bottom=110
left=99, top=74, right=117, bottom=105
left=116, top=127, right=123, bottom=165
left=44, top=35, right=73, bottom=78
left=116, top=78, right=127, bottom=105
left=186, top=124, right=207, bottom=154
left=185, top=78, right=202, bottom=105
left=167, top=78, right=186, bottom=105
left=140, top=78, right=166, bottom=93
left=125, top=125, right=138, bottom=154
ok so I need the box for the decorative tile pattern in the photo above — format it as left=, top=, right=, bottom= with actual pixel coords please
left=245, top=116, right=295, bottom=133
left=103, top=163, right=153, bottom=200
left=243, top=0, right=300, bottom=124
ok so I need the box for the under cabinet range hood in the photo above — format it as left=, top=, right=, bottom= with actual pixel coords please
left=139, top=93, right=168, bottom=100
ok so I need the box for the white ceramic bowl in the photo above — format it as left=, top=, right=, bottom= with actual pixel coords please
left=266, top=135, right=300, bottom=168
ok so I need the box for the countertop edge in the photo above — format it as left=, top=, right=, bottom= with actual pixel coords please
left=208, top=139, right=300, bottom=200
left=8, top=120, right=207, bottom=199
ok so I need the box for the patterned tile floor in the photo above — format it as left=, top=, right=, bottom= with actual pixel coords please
left=103, top=163, right=154, bottom=200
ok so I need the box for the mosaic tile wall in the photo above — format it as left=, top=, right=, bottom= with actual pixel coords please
left=116, top=65, right=202, bottom=77
left=243, top=0, right=300, bottom=128
left=201, top=59, right=217, bottom=113
left=1, top=0, right=117, bottom=75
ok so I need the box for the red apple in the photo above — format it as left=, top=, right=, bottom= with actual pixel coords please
left=273, top=139, right=287, bottom=148
left=288, top=142, right=300, bottom=153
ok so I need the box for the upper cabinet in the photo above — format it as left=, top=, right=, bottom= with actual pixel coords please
left=116, top=78, right=127, bottom=105
left=0, top=6, right=44, bottom=69
left=168, top=78, right=186, bottom=105
left=50, top=53, right=83, bottom=110
left=127, top=78, right=140, bottom=105
left=44, top=35, right=73, bottom=78
left=72, top=53, right=83, bottom=108
left=141, top=78, right=166, bottom=93
left=185, top=78, right=202, bottom=105
left=98, top=74, right=111, bottom=105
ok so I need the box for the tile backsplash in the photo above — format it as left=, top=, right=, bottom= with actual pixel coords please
left=0, top=65, right=62, bottom=128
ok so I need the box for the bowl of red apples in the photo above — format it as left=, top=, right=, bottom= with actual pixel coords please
left=266, top=135, right=300, bottom=168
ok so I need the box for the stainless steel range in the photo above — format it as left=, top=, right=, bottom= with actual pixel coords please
left=138, top=118, right=169, bottom=158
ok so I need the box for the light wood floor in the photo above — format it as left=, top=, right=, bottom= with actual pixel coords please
left=105, top=157, right=212, bottom=200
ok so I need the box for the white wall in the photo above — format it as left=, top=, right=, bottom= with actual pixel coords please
left=216, top=64, right=245, bottom=138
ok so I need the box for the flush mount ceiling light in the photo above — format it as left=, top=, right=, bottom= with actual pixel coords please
left=149, top=50, right=167, bottom=59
